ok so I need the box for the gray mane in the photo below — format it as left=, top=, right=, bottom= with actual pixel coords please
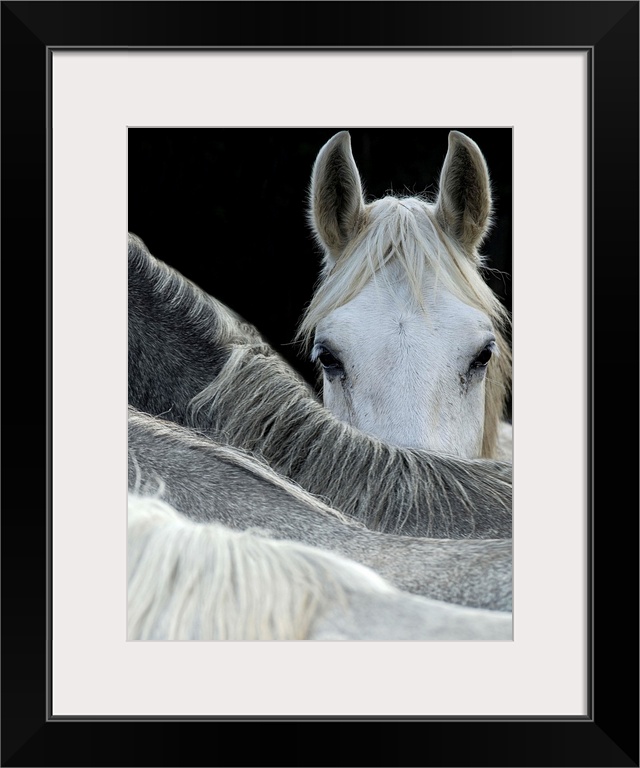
left=188, top=345, right=511, bottom=538
left=128, top=233, right=268, bottom=422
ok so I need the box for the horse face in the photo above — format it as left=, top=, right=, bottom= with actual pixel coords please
left=304, top=129, right=509, bottom=458
left=313, top=264, right=496, bottom=456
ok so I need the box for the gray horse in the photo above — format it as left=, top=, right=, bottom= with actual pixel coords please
left=129, top=492, right=511, bottom=641
left=129, top=407, right=512, bottom=613
left=128, top=232, right=511, bottom=539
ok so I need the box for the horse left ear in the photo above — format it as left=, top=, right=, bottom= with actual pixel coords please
left=434, top=131, right=493, bottom=258
left=309, top=131, right=366, bottom=267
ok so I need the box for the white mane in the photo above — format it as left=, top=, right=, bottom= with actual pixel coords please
left=128, top=493, right=387, bottom=641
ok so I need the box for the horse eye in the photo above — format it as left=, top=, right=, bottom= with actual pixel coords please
left=319, top=350, right=340, bottom=368
left=312, top=344, right=344, bottom=374
left=471, top=343, right=495, bottom=370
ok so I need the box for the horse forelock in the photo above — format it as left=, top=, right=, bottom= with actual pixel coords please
left=295, top=197, right=512, bottom=457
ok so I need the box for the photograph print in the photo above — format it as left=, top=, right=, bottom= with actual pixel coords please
left=127, top=127, right=513, bottom=642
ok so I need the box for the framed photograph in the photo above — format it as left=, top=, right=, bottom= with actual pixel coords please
left=2, top=2, right=637, bottom=766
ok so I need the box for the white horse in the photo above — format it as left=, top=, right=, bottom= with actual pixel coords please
left=299, top=130, right=512, bottom=460
left=128, top=493, right=511, bottom=641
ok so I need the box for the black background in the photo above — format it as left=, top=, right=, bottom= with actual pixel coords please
left=128, top=127, right=512, bottom=389
left=2, top=1, right=638, bottom=767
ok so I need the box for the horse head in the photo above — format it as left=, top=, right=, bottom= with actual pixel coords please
left=300, top=130, right=511, bottom=458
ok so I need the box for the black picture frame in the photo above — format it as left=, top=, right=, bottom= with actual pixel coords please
left=2, top=2, right=637, bottom=766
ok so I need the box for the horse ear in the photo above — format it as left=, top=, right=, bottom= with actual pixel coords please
left=434, top=131, right=493, bottom=258
left=309, top=131, right=365, bottom=265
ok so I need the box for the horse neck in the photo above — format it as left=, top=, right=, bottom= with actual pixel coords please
left=128, top=252, right=229, bottom=422
left=187, top=346, right=512, bottom=538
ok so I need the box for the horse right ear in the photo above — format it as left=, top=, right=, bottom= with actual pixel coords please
left=309, top=131, right=365, bottom=266
left=434, top=131, right=493, bottom=259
